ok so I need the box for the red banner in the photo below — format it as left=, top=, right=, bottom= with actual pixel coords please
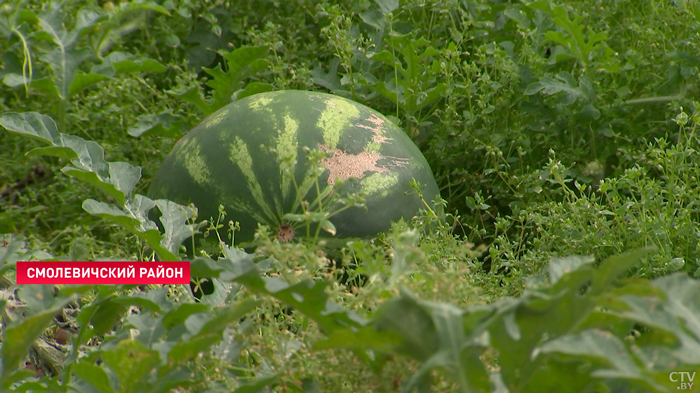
left=16, top=261, right=190, bottom=285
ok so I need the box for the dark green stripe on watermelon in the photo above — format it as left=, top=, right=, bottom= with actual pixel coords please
left=148, top=90, right=440, bottom=246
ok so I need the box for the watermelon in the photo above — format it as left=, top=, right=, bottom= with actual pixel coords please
left=147, top=90, right=441, bottom=247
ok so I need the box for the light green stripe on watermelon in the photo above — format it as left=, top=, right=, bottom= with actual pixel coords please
left=361, top=172, right=400, bottom=198
left=228, top=136, right=277, bottom=223
left=317, top=97, right=360, bottom=148
left=175, top=137, right=211, bottom=185
left=277, top=114, right=300, bottom=201
left=364, top=129, right=389, bottom=152
left=206, top=109, right=229, bottom=128
left=364, top=141, right=381, bottom=153
left=248, top=94, right=275, bottom=111
left=219, top=194, right=271, bottom=225
left=354, top=114, right=391, bottom=153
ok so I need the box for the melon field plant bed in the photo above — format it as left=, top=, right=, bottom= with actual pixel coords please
left=148, top=90, right=442, bottom=248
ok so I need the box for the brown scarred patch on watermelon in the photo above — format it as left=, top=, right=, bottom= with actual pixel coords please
left=355, top=114, right=392, bottom=145
left=318, top=143, right=408, bottom=185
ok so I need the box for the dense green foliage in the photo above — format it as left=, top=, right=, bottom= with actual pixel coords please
left=1, top=0, right=699, bottom=392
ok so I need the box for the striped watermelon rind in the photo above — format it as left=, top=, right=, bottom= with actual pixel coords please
left=148, top=90, right=441, bottom=246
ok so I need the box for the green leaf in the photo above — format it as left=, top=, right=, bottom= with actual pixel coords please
left=1, top=113, right=143, bottom=204
left=578, top=103, right=601, bottom=120
left=319, top=219, right=336, bottom=236
left=359, top=9, right=387, bottom=30
left=589, top=247, right=655, bottom=297
left=60, top=135, right=110, bottom=174
left=312, top=58, right=347, bottom=93
left=75, top=8, right=105, bottom=31
left=390, top=229, right=421, bottom=279
left=167, top=334, right=221, bottom=363
left=82, top=197, right=178, bottom=261
left=363, top=78, right=400, bottom=105
left=37, top=7, right=92, bottom=99
left=111, top=286, right=172, bottom=313
left=128, top=110, right=185, bottom=138
left=1, top=304, right=73, bottom=387
left=367, top=50, right=403, bottom=70
left=527, top=1, right=609, bottom=66
left=186, top=298, right=259, bottom=338
left=548, top=255, right=594, bottom=285
left=168, top=299, right=259, bottom=362
left=90, top=300, right=130, bottom=339
left=162, top=303, right=210, bottom=329
left=363, top=289, right=493, bottom=392
left=2, top=74, right=57, bottom=96
left=0, top=235, right=30, bottom=267
left=0, top=112, right=61, bottom=145
left=390, top=36, right=438, bottom=80
left=23, top=77, right=62, bottom=97
left=205, top=53, right=267, bottom=110
left=518, top=360, right=605, bottom=393
left=189, top=257, right=227, bottom=277
left=17, top=285, right=63, bottom=315
left=281, top=213, right=306, bottom=223
left=314, top=327, right=400, bottom=353
left=30, top=134, right=110, bottom=176
left=127, top=313, right=167, bottom=347
left=114, top=1, right=171, bottom=16
left=154, top=199, right=204, bottom=256
left=223, top=257, right=368, bottom=334
left=82, top=200, right=141, bottom=229
left=96, top=52, right=167, bottom=74
left=504, top=6, right=530, bottom=28
left=523, top=72, right=587, bottom=106
left=176, top=46, right=269, bottom=115
left=62, top=160, right=141, bottom=205
left=652, top=273, right=700, bottom=340
left=375, top=0, right=399, bottom=14
left=169, top=86, right=210, bottom=115
left=374, top=291, right=439, bottom=361
left=536, top=329, right=638, bottom=373
left=232, top=375, right=280, bottom=393
left=101, top=339, right=160, bottom=393
left=26, top=145, right=79, bottom=160
left=218, top=46, right=268, bottom=81
left=420, top=83, right=448, bottom=110
left=73, top=363, right=116, bottom=393
left=196, top=278, right=230, bottom=307
left=616, top=295, right=684, bottom=342
left=535, top=329, right=670, bottom=391
left=423, top=303, right=491, bottom=392
left=486, top=285, right=591, bottom=389
left=69, top=72, right=111, bottom=96
left=545, top=31, right=575, bottom=51
left=234, top=81, right=273, bottom=100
